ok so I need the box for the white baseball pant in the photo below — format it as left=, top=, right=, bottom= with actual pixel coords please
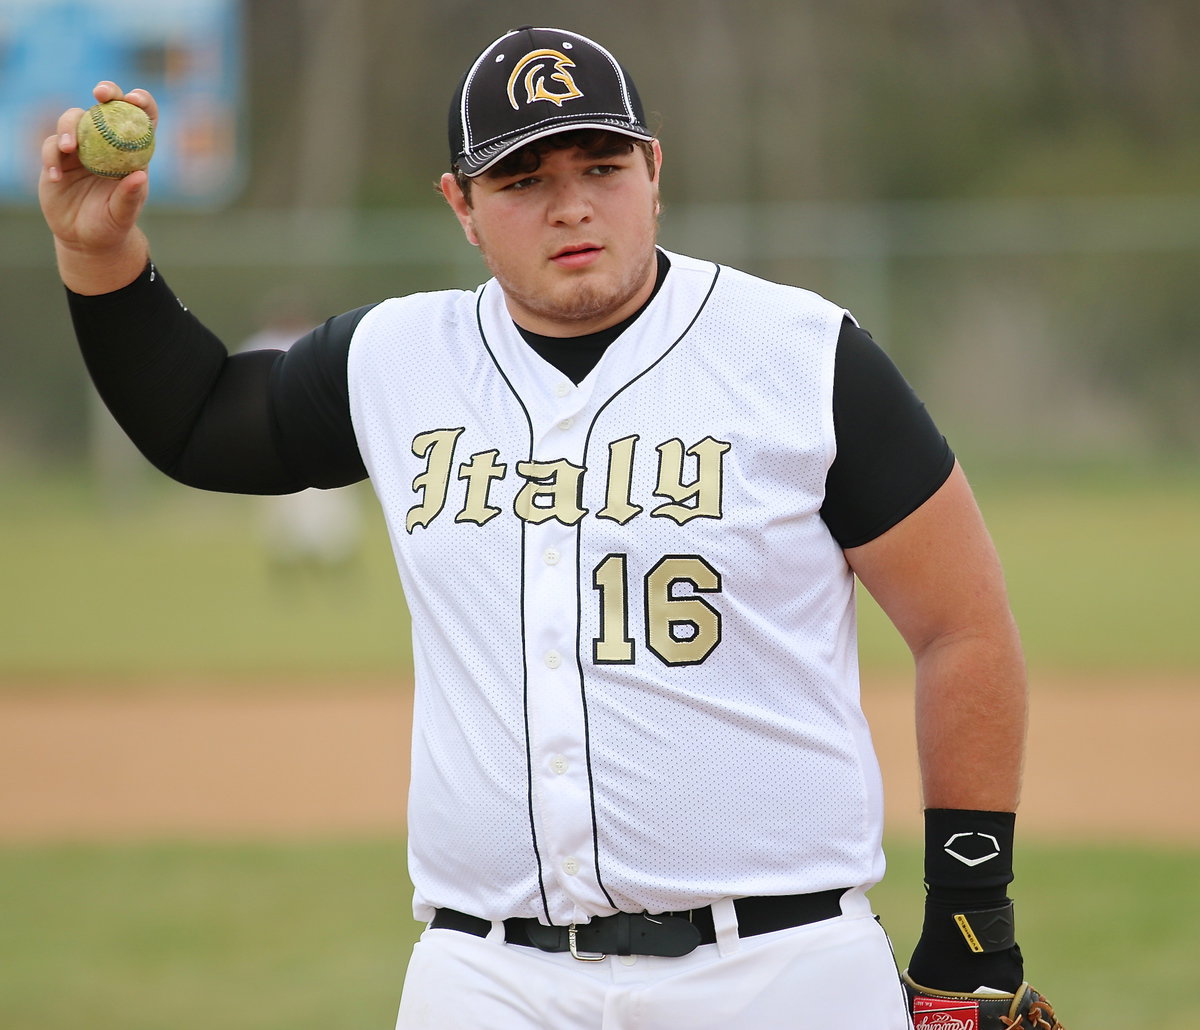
left=394, top=889, right=913, bottom=1029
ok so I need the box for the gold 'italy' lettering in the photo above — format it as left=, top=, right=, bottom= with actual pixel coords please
left=651, top=437, right=731, bottom=524
left=596, top=435, right=643, bottom=525
left=407, top=428, right=465, bottom=533
left=513, top=459, right=588, bottom=525
left=455, top=450, right=508, bottom=526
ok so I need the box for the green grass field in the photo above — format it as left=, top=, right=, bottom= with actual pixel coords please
left=1, top=836, right=1197, bottom=1030
left=2, top=464, right=1198, bottom=1028
left=0, top=474, right=413, bottom=684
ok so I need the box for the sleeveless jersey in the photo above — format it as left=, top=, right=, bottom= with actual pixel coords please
left=346, top=250, right=887, bottom=926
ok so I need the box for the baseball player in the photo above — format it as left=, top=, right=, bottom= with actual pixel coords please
left=39, top=26, right=1064, bottom=1030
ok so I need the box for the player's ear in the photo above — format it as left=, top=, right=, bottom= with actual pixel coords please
left=647, top=141, right=663, bottom=217
left=440, top=172, right=479, bottom=246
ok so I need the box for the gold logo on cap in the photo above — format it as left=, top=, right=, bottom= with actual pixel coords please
left=507, top=49, right=584, bottom=109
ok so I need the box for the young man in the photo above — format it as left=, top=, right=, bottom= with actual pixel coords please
left=40, top=26, right=1062, bottom=1030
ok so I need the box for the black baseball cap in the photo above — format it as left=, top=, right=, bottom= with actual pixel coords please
left=449, top=26, right=654, bottom=177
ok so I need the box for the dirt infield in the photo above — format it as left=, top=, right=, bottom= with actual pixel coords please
left=1, top=674, right=1197, bottom=844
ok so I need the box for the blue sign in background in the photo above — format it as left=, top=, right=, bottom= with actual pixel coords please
left=0, top=0, right=243, bottom=206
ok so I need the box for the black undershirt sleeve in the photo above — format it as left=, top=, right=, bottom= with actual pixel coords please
left=68, top=263, right=369, bottom=494
left=269, top=307, right=374, bottom=488
left=821, top=318, right=955, bottom=548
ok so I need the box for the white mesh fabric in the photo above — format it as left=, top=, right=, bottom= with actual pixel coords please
left=347, top=253, right=886, bottom=925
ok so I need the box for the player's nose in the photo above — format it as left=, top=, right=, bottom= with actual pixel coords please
left=546, top=178, right=593, bottom=226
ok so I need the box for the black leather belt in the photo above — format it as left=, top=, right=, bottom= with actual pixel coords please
left=430, top=889, right=847, bottom=960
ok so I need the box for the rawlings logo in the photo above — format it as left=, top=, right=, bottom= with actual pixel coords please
left=913, top=996, right=979, bottom=1030
left=913, top=1017, right=977, bottom=1030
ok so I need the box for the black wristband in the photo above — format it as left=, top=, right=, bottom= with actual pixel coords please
left=934, top=898, right=1016, bottom=954
left=912, top=810, right=1022, bottom=992
left=924, top=808, right=1015, bottom=891
left=909, top=895, right=1024, bottom=992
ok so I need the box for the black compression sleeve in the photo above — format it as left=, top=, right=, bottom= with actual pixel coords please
left=271, top=307, right=373, bottom=488
left=68, top=263, right=369, bottom=493
left=821, top=319, right=955, bottom=548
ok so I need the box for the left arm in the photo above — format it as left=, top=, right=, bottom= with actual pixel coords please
left=846, top=460, right=1030, bottom=996
left=830, top=332, right=1061, bottom=1017
left=845, top=460, right=1027, bottom=812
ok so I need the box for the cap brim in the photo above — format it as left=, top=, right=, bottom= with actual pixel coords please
left=458, top=121, right=655, bottom=177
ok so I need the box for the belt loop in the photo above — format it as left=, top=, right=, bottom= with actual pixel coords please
left=710, top=897, right=741, bottom=956
left=485, top=919, right=506, bottom=943
left=838, top=885, right=871, bottom=919
left=616, top=912, right=632, bottom=956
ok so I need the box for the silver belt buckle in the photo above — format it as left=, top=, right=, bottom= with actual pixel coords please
left=568, top=923, right=606, bottom=962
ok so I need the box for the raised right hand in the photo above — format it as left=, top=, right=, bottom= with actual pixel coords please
left=39, top=81, right=158, bottom=293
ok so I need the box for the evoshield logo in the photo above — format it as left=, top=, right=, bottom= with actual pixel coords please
left=943, top=831, right=1001, bottom=867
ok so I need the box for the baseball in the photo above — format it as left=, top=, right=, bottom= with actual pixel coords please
left=76, top=100, right=155, bottom=179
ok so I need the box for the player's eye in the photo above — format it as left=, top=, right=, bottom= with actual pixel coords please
left=502, top=176, right=539, bottom=192
left=586, top=164, right=619, bottom=177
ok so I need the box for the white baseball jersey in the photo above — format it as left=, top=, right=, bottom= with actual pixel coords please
left=347, top=250, right=887, bottom=927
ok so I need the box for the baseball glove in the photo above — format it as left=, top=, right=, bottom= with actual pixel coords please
left=902, top=971, right=1065, bottom=1029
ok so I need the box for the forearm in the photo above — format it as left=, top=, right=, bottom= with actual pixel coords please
left=914, top=619, right=1027, bottom=812
left=907, top=622, right=1028, bottom=993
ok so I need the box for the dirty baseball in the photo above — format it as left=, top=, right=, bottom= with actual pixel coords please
left=75, top=100, right=155, bottom=179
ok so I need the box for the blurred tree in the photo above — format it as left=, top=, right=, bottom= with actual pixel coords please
left=6, top=0, right=1200, bottom=463
left=293, top=0, right=368, bottom=213
left=234, top=0, right=1200, bottom=207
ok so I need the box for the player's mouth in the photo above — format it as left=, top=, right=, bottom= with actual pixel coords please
left=550, top=243, right=603, bottom=269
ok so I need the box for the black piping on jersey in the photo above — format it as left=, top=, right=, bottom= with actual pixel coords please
left=572, top=260, right=723, bottom=915
left=472, top=286, right=553, bottom=925
left=472, top=261, right=721, bottom=922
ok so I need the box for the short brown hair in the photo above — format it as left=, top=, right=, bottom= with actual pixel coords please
left=452, top=129, right=656, bottom=206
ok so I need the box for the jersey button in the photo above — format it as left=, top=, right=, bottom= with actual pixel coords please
left=557, top=417, right=574, bottom=431
left=554, top=382, right=571, bottom=398
left=562, top=857, right=580, bottom=876
left=544, top=651, right=562, bottom=670
left=551, top=755, right=569, bottom=775
left=544, top=548, right=561, bottom=566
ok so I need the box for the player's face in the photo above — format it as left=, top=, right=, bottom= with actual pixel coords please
left=441, top=140, right=663, bottom=337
